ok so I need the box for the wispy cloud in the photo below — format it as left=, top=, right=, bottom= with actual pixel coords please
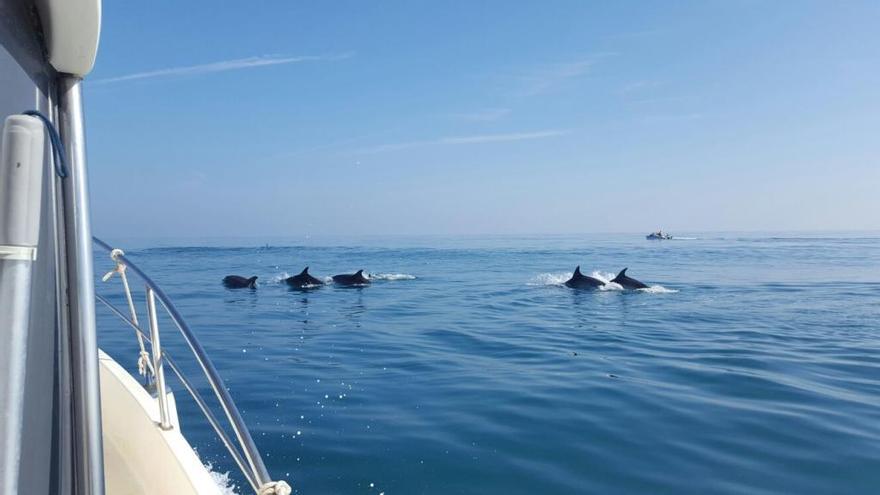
left=440, top=130, right=567, bottom=144
left=640, top=113, right=703, bottom=123
left=629, top=94, right=700, bottom=105
left=517, top=60, right=593, bottom=96
left=512, top=53, right=614, bottom=97
left=354, top=140, right=432, bottom=154
left=619, top=80, right=663, bottom=95
left=605, top=29, right=666, bottom=40
left=356, top=129, right=569, bottom=154
left=452, top=108, right=512, bottom=122
left=93, top=52, right=353, bottom=84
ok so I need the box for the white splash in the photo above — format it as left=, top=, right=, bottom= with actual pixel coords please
left=269, top=272, right=291, bottom=284
left=528, top=272, right=571, bottom=286
left=369, top=273, right=417, bottom=281
left=204, top=462, right=238, bottom=495
left=585, top=271, right=622, bottom=291
left=637, top=285, right=678, bottom=293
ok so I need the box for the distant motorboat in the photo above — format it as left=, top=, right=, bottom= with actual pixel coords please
left=646, top=230, right=673, bottom=240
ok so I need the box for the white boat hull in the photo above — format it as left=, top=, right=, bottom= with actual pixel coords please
left=99, top=350, right=222, bottom=495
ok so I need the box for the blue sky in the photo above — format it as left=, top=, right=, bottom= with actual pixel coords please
left=85, top=1, right=880, bottom=237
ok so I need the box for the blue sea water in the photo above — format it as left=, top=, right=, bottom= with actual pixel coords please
left=94, top=233, right=880, bottom=494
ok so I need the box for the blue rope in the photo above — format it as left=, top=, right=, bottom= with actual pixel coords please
left=22, top=110, right=69, bottom=178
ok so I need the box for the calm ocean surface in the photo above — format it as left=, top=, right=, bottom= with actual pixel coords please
left=94, top=233, right=880, bottom=494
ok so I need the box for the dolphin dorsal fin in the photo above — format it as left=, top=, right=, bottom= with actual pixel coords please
left=574, top=265, right=582, bottom=276
left=355, top=269, right=364, bottom=276
left=247, top=276, right=258, bottom=288
left=300, top=266, right=309, bottom=275
left=617, top=268, right=628, bottom=278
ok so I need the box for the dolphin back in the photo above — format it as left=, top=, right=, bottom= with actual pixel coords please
left=223, top=275, right=258, bottom=289
left=333, top=270, right=371, bottom=285
left=565, top=265, right=604, bottom=289
left=286, top=268, right=324, bottom=288
left=612, top=268, right=649, bottom=289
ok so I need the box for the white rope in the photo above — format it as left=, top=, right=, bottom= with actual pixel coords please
left=258, top=481, right=292, bottom=495
left=102, top=247, right=155, bottom=378
left=101, top=245, right=287, bottom=494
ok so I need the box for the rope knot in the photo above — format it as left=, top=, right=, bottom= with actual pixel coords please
left=259, top=481, right=292, bottom=495
left=110, top=248, right=125, bottom=261
left=137, top=350, right=152, bottom=377
left=102, top=248, right=128, bottom=282
left=100, top=245, right=154, bottom=379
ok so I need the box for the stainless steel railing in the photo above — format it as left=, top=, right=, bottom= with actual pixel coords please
left=93, top=237, right=288, bottom=495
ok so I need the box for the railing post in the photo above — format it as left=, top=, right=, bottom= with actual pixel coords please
left=95, top=238, right=278, bottom=489
left=146, top=287, right=173, bottom=430
left=58, top=77, right=105, bottom=495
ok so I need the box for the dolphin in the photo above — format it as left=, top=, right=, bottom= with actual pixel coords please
left=222, top=275, right=258, bottom=289
left=285, top=267, right=324, bottom=288
left=564, top=266, right=605, bottom=289
left=611, top=268, right=649, bottom=290
left=332, top=269, right=370, bottom=286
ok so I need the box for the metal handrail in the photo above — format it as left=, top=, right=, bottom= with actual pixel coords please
left=94, top=295, right=259, bottom=491
left=92, top=237, right=277, bottom=494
